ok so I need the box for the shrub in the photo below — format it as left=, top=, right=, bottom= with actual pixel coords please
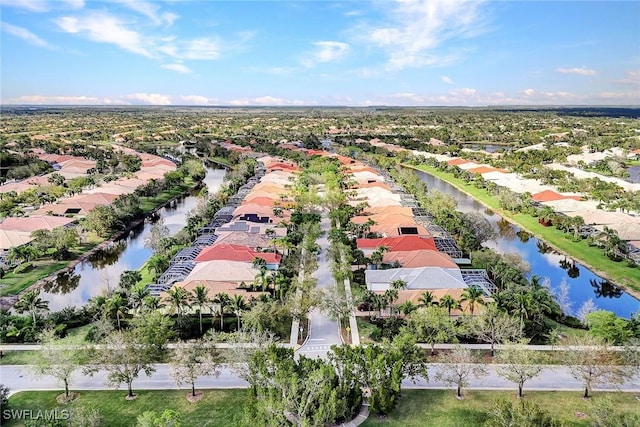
left=13, top=262, right=33, bottom=274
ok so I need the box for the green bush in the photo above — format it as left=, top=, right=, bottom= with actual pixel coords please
left=13, top=262, right=33, bottom=274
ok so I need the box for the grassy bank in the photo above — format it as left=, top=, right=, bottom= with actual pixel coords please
left=1, top=179, right=197, bottom=297
left=406, top=164, right=640, bottom=296
left=5, top=389, right=246, bottom=427
left=363, top=390, right=638, bottom=427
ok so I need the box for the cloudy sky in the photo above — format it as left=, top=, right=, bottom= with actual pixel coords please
left=1, top=0, right=638, bottom=106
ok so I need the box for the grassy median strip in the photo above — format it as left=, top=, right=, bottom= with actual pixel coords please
left=406, top=164, right=640, bottom=295
left=5, top=389, right=246, bottom=427
left=362, top=390, right=639, bottom=427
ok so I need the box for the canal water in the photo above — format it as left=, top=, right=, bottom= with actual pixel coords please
left=42, top=169, right=226, bottom=311
left=416, top=170, right=640, bottom=318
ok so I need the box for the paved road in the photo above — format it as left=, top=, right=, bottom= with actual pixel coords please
left=2, top=364, right=639, bottom=397
left=296, top=215, right=342, bottom=359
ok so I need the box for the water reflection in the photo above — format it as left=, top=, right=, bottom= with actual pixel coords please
left=537, top=241, right=552, bottom=254
left=497, top=219, right=517, bottom=240
left=43, top=270, right=80, bottom=294
left=87, top=240, right=128, bottom=269
left=41, top=168, right=227, bottom=311
left=416, top=169, right=640, bottom=317
left=590, top=279, right=623, bottom=299
left=517, top=230, right=531, bottom=243
left=559, top=258, right=580, bottom=279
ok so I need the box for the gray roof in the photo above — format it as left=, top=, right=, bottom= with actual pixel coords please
left=365, top=267, right=467, bottom=291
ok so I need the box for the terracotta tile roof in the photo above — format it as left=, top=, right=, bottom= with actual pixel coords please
left=531, top=189, right=582, bottom=202
left=357, top=236, right=438, bottom=252
left=467, top=166, right=506, bottom=174
left=447, top=158, right=476, bottom=166
left=0, top=230, right=33, bottom=250
left=0, top=215, right=75, bottom=232
left=383, top=250, right=458, bottom=269
left=185, top=260, right=260, bottom=282
left=195, top=243, right=281, bottom=263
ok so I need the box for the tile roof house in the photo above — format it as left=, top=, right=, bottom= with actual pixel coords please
left=382, top=249, right=458, bottom=269
left=365, top=267, right=467, bottom=291
left=195, top=243, right=281, bottom=268
left=0, top=215, right=75, bottom=232
left=357, top=236, right=438, bottom=254
left=184, top=260, right=260, bottom=283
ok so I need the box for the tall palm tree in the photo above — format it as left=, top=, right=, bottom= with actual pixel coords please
left=254, top=266, right=271, bottom=292
left=418, top=291, right=437, bottom=307
left=128, top=285, right=150, bottom=314
left=383, top=288, right=398, bottom=318
left=14, top=290, right=49, bottom=330
left=460, top=285, right=485, bottom=315
left=146, top=254, right=169, bottom=281
left=230, top=294, right=247, bottom=331
left=164, top=287, right=192, bottom=317
left=142, top=295, right=164, bottom=311
left=213, top=292, right=230, bottom=331
left=192, top=285, right=211, bottom=335
left=106, top=293, right=126, bottom=329
left=397, top=300, right=418, bottom=316
left=439, top=294, right=461, bottom=317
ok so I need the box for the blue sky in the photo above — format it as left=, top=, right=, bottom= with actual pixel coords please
left=1, top=0, right=638, bottom=106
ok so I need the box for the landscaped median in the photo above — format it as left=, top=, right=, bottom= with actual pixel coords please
left=404, top=164, right=640, bottom=297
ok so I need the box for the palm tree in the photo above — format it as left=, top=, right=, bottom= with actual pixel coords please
left=128, top=285, right=150, bottom=314
left=14, top=290, right=49, bottom=330
left=418, top=291, right=438, bottom=307
left=383, top=288, right=398, bottom=318
left=397, top=300, right=418, bottom=316
left=146, top=254, right=169, bottom=281
left=369, top=245, right=389, bottom=269
left=213, top=292, right=230, bottom=331
left=390, top=279, right=407, bottom=291
left=253, top=266, right=271, bottom=292
left=439, top=294, right=461, bottom=317
left=460, top=285, right=485, bottom=315
left=142, top=295, right=164, bottom=311
left=230, top=294, right=247, bottom=331
left=192, top=285, right=211, bottom=335
left=164, top=287, right=192, bottom=317
left=252, top=257, right=267, bottom=269
left=106, top=293, right=126, bottom=329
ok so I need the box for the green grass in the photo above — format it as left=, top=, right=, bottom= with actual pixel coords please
left=0, top=261, right=69, bottom=296
left=406, top=164, right=640, bottom=295
left=139, top=182, right=194, bottom=213
left=362, top=390, right=639, bottom=427
left=5, top=389, right=247, bottom=427
left=357, top=317, right=379, bottom=343
left=208, top=156, right=233, bottom=168
left=0, top=350, right=38, bottom=365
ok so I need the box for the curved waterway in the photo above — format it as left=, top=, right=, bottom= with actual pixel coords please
left=42, top=168, right=226, bottom=311
left=416, top=170, right=640, bottom=318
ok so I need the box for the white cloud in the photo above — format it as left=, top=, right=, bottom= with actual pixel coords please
left=62, top=0, right=84, bottom=8
left=302, top=41, right=350, bottom=67
left=159, top=37, right=220, bottom=60
left=55, top=12, right=152, bottom=57
left=0, top=0, right=49, bottom=12
left=522, top=88, right=536, bottom=96
left=1, top=22, right=54, bottom=49
left=614, top=70, right=640, bottom=85
left=228, top=96, right=307, bottom=106
left=179, top=95, right=213, bottom=105
left=0, top=0, right=83, bottom=11
left=3, top=95, right=103, bottom=104
left=113, top=0, right=176, bottom=26
left=556, top=67, right=597, bottom=76
left=441, top=76, right=453, bottom=84
left=362, top=0, right=488, bottom=71
left=161, top=63, right=191, bottom=74
left=123, top=93, right=172, bottom=105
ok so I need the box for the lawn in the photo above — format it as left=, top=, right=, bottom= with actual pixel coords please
left=406, top=164, right=640, bottom=295
left=0, top=261, right=70, bottom=296
left=362, top=390, right=639, bottom=427
left=208, top=156, right=234, bottom=168
left=5, top=389, right=247, bottom=427
left=0, top=350, right=38, bottom=365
